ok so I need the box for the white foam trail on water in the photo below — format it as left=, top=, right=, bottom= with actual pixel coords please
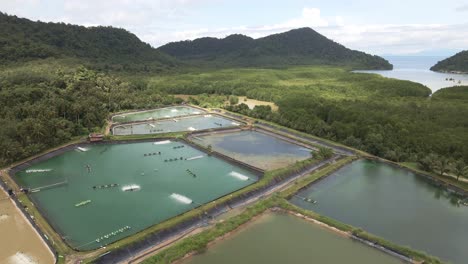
left=149, top=124, right=156, bottom=128
left=204, top=114, right=212, bottom=117
left=154, top=140, right=171, bottom=145
left=193, top=111, right=201, bottom=114
left=186, top=155, right=204, bottom=161
left=147, top=117, right=153, bottom=120
left=77, top=147, right=88, bottom=152
left=170, top=193, right=193, bottom=204
left=122, top=184, right=140, bottom=192
left=171, top=109, right=178, bottom=112
left=229, top=171, right=249, bottom=181
left=173, top=119, right=179, bottom=122
left=188, top=127, right=196, bottom=131
left=164, top=115, right=170, bottom=118
left=231, top=122, right=240, bottom=126
left=25, top=169, right=52, bottom=173
left=8, top=252, right=37, bottom=264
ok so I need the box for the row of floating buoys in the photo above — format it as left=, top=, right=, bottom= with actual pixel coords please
left=173, top=145, right=185, bottom=149
left=186, top=169, right=197, bottom=178
left=164, top=157, right=184, bottom=162
left=144, top=152, right=161, bottom=157
left=93, top=183, right=119, bottom=190
left=95, top=226, right=131, bottom=243
left=150, top=129, right=164, bottom=132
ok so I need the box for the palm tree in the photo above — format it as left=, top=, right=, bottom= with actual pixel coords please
left=434, top=157, right=451, bottom=176
left=451, top=160, right=467, bottom=181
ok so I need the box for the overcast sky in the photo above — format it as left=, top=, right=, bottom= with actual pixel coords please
left=1, top=0, right=467, bottom=56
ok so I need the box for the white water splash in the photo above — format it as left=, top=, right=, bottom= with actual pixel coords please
left=77, top=147, right=88, bottom=152
left=231, top=122, right=240, bottom=126
left=186, top=155, right=204, bottom=161
left=171, top=109, right=178, bottom=112
left=8, top=252, right=37, bottom=264
left=148, top=124, right=156, bottom=128
left=122, top=184, right=141, bottom=192
left=154, top=140, right=171, bottom=145
left=229, top=171, right=249, bottom=181
left=204, top=114, right=212, bottom=118
left=170, top=193, right=193, bottom=204
left=188, top=127, right=196, bottom=131
left=193, top=111, right=201, bottom=114
left=173, top=119, right=179, bottom=122
left=25, top=169, right=52, bottom=173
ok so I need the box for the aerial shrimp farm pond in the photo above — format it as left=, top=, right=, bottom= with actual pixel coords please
left=193, top=130, right=313, bottom=170
left=112, top=114, right=240, bottom=136
left=290, top=159, right=468, bottom=264
left=13, top=140, right=258, bottom=250
left=112, top=106, right=204, bottom=123
left=182, top=213, right=404, bottom=264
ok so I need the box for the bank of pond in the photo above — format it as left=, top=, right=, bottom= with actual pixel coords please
left=290, top=159, right=468, bottom=264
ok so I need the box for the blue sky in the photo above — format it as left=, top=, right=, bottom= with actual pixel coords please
left=1, top=0, right=467, bottom=55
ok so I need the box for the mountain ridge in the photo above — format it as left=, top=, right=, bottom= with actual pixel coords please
left=158, top=28, right=393, bottom=70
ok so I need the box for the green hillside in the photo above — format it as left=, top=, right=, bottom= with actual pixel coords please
left=0, top=12, right=178, bottom=72
left=158, top=28, right=392, bottom=70
left=431, top=50, right=468, bottom=73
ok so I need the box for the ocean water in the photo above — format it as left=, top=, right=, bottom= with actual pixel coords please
left=356, top=56, right=468, bottom=92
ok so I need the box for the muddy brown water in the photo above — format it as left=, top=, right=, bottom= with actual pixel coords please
left=0, top=190, right=55, bottom=264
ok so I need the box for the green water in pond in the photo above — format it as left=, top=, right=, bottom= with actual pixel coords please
left=14, top=141, right=257, bottom=250
left=112, top=115, right=239, bottom=135
left=195, top=130, right=312, bottom=170
left=112, top=106, right=204, bottom=123
left=182, top=213, right=404, bottom=264
left=291, top=159, right=468, bottom=264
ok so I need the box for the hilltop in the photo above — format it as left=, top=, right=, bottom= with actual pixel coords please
left=157, top=28, right=392, bottom=70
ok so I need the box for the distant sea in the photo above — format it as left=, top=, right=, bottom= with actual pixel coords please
left=356, top=56, right=468, bottom=93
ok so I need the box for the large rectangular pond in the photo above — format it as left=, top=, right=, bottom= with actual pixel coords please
left=112, top=106, right=204, bottom=123
left=112, top=115, right=240, bottom=136
left=290, top=159, right=468, bottom=264
left=181, top=213, right=404, bottom=264
left=14, top=141, right=258, bottom=250
left=0, top=189, right=55, bottom=264
left=194, top=130, right=312, bottom=170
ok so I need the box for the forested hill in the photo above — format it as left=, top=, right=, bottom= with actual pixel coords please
left=0, top=13, right=178, bottom=72
left=430, top=50, right=468, bottom=73
left=157, top=28, right=393, bottom=70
